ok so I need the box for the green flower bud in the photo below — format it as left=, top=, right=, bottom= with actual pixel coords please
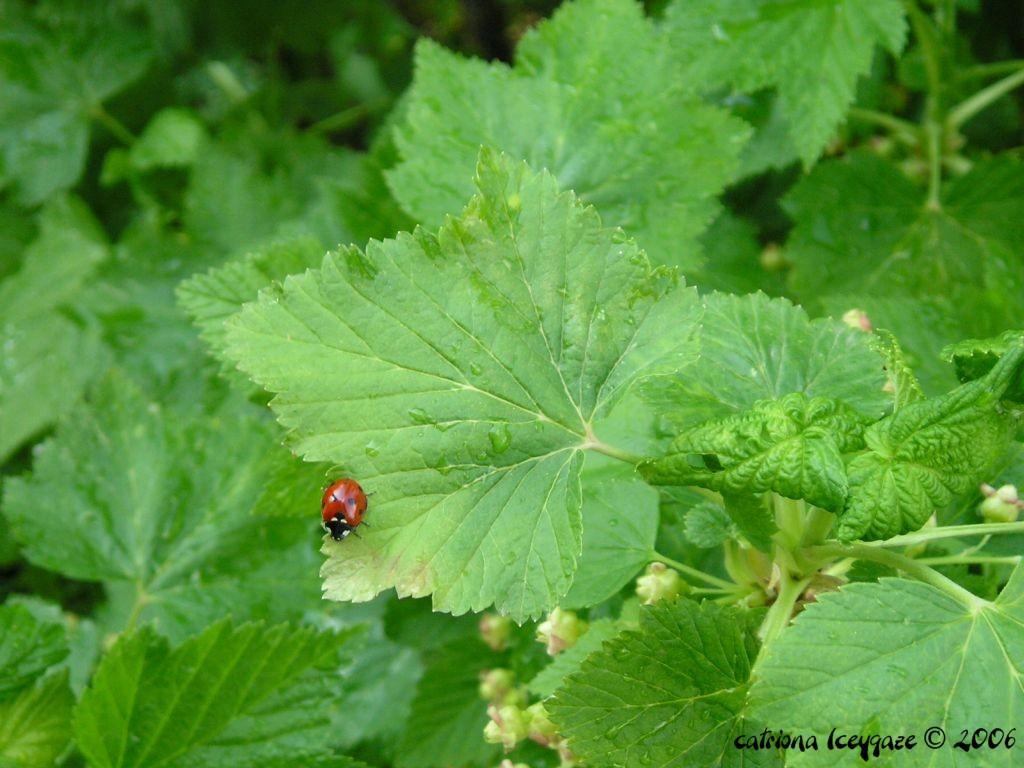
left=841, top=308, right=872, bottom=333
left=759, top=243, right=786, bottom=271
left=479, top=612, right=513, bottom=651
left=496, top=761, right=530, bottom=768
left=536, top=608, right=587, bottom=655
left=526, top=702, right=560, bottom=747
left=980, top=483, right=1021, bottom=523
left=479, top=668, right=516, bottom=703
left=636, top=562, right=684, bottom=605
left=484, top=704, right=529, bottom=751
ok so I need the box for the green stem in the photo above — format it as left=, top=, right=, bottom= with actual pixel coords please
left=871, top=521, right=1024, bottom=548
left=124, top=583, right=149, bottom=633
left=586, top=439, right=644, bottom=466
left=650, top=552, right=735, bottom=590
left=809, top=542, right=989, bottom=611
left=773, top=495, right=804, bottom=548
left=758, top=570, right=811, bottom=648
left=947, top=66, right=1024, bottom=129
left=904, top=0, right=944, bottom=101
left=924, top=120, right=943, bottom=210
left=847, top=107, right=921, bottom=145
left=904, top=0, right=945, bottom=209
left=960, top=59, right=1024, bottom=80
left=308, top=100, right=387, bottom=134
left=90, top=104, right=135, bottom=145
left=801, top=506, right=835, bottom=546
left=917, top=554, right=1021, bottom=566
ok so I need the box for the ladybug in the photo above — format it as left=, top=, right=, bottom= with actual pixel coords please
left=321, top=478, right=369, bottom=541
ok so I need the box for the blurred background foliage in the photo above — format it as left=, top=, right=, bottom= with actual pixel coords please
left=0, top=0, right=1022, bottom=766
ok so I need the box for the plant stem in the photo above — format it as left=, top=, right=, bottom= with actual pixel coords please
left=124, top=583, right=149, bottom=633
left=809, top=542, right=989, bottom=611
left=905, top=1, right=944, bottom=101
left=650, top=551, right=735, bottom=590
left=917, top=554, right=1021, bottom=566
left=801, top=506, right=835, bottom=546
left=870, top=521, right=1024, bottom=548
left=847, top=107, right=921, bottom=145
left=585, top=439, right=644, bottom=466
left=904, top=0, right=945, bottom=209
left=758, top=569, right=811, bottom=648
left=773, top=495, right=804, bottom=548
left=308, top=99, right=387, bottom=134
left=924, top=120, right=943, bottom=210
left=90, top=104, right=136, bottom=145
left=960, top=59, right=1024, bottom=80
left=947, top=65, right=1024, bottom=129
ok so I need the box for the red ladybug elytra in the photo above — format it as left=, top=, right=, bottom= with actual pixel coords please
left=321, top=478, right=368, bottom=541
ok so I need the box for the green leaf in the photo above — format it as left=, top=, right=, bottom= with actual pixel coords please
left=333, top=629, right=422, bottom=749
left=839, top=342, right=1024, bottom=540
left=0, top=604, right=67, bottom=701
left=942, top=330, right=1024, bottom=403
left=394, top=638, right=499, bottom=768
left=785, top=153, right=1024, bottom=329
left=250, top=445, right=336, bottom=518
left=0, top=195, right=107, bottom=323
left=387, top=0, right=750, bottom=268
left=527, top=618, right=622, bottom=698
left=870, top=329, right=925, bottom=409
left=177, top=235, right=325, bottom=365
left=223, top=150, right=702, bottom=621
left=129, top=107, right=207, bottom=171
left=0, top=195, right=109, bottom=462
left=821, top=294, right=963, bottom=396
left=750, top=566, right=1024, bottom=766
left=663, top=0, right=906, bottom=163
left=548, top=599, right=773, bottom=768
left=722, top=493, right=778, bottom=553
left=692, top=211, right=783, bottom=297
left=684, top=501, right=736, bottom=549
left=643, top=393, right=869, bottom=512
left=561, top=462, right=659, bottom=609
left=0, top=672, right=73, bottom=768
left=642, top=292, right=890, bottom=434
left=2, top=373, right=323, bottom=640
left=0, top=1, right=154, bottom=203
left=73, top=620, right=363, bottom=768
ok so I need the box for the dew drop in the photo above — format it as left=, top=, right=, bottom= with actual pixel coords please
left=408, top=407, right=433, bottom=425
left=487, top=423, right=512, bottom=455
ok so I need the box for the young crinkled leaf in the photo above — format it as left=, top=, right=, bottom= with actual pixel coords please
left=642, top=393, right=870, bottom=513
left=641, top=292, right=890, bottom=433
left=548, top=599, right=779, bottom=768
left=387, top=0, right=750, bottom=268
left=0, top=1, right=154, bottom=204
left=73, top=620, right=364, bottom=768
left=942, top=330, right=1024, bottom=403
left=750, top=565, right=1024, bottom=766
left=839, top=342, right=1024, bottom=541
left=870, top=329, right=925, bottom=410
left=662, top=0, right=906, bottom=164
left=223, top=150, right=702, bottom=621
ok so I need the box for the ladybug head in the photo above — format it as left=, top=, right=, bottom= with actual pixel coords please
left=323, top=516, right=353, bottom=541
